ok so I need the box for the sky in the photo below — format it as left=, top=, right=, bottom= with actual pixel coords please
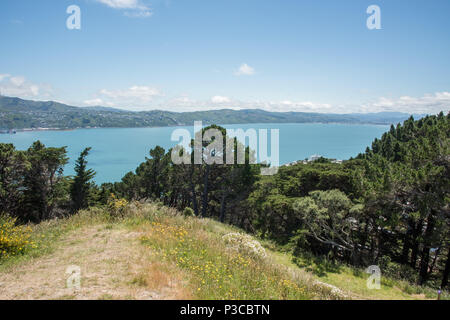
left=0, top=0, right=449, bottom=114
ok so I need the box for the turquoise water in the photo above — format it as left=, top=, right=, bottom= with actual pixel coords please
left=0, top=123, right=389, bottom=184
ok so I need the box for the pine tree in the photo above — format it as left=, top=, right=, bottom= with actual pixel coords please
left=70, top=147, right=96, bottom=212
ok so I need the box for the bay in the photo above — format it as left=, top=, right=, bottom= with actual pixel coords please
left=0, top=123, right=389, bottom=184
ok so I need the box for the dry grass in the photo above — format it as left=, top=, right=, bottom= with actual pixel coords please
left=0, top=220, right=189, bottom=300
left=128, top=257, right=193, bottom=299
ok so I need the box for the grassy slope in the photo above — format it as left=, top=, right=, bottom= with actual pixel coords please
left=0, top=203, right=443, bottom=300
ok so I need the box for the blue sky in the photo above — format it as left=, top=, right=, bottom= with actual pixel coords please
left=0, top=0, right=449, bottom=113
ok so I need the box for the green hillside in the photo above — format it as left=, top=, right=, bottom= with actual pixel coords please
left=0, top=95, right=422, bottom=130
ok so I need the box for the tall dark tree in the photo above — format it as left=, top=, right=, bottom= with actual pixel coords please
left=70, top=147, right=96, bottom=212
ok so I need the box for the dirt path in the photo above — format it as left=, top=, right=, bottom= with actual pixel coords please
left=0, top=225, right=190, bottom=300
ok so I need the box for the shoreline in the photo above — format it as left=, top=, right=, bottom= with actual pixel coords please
left=0, top=121, right=392, bottom=134
left=0, top=128, right=76, bottom=134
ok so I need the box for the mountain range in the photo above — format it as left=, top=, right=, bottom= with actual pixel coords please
left=0, top=95, right=425, bottom=130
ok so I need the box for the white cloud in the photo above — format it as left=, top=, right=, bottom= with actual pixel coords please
left=10, top=76, right=25, bottom=86
left=211, top=96, right=231, bottom=104
left=168, top=96, right=195, bottom=106
left=152, top=91, right=449, bottom=114
left=0, top=74, right=10, bottom=81
left=96, top=0, right=152, bottom=17
left=161, top=95, right=239, bottom=112
left=83, top=98, right=104, bottom=106
left=0, top=74, right=53, bottom=99
left=100, top=86, right=161, bottom=101
left=85, top=85, right=163, bottom=110
left=234, top=63, right=255, bottom=76
left=97, top=0, right=147, bottom=9
left=2, top=72, right=447, bottom=115
left=158, top=96, right=330, bottom=113
left=360, top=92, right=450, bottom=114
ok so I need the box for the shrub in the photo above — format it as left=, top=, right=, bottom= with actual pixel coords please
left=183, top=207, right=195, bottom=217
left=106, top=193, right=129, bottom=218
left=222, top=232, right=267, bottom=260
left=0, top=215, right=36, bottom=260
left=379, top=255, right=418, bottom=283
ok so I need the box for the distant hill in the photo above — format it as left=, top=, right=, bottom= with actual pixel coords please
left=0, top=95, right=425, bottom=130
left=82, top=106, right=126, bottom=113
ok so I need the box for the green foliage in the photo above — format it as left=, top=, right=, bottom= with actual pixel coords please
left=293, top=190, right=358, bottom=254
left=22, top=141, right=69, bottom=222
left=357, top=113, right=450, bottom=286
left=106, top=125, right=261, bottom=226
left=0, top=143, right=28, bottom=216
left=70, top=147, right=96, bottom=212
left=0, top=141, right=69, bottom=223
left=183, top=207, right=195, bottom=217
left=248, top=113, right=450, bottom=288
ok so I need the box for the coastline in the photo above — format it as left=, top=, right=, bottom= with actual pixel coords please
left=0, top=120, right=394, bottom=134
left=0, top=127, right=76, bottom=134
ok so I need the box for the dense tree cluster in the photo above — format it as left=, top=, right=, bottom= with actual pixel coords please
left=0, top=142, right=95, bottom=222
left=358, top=113, right=450, bottom=286
left=105, top=125, right=261, bottom=226
left=247, top=112, right=449, bottom=288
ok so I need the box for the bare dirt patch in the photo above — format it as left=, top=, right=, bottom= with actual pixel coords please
left=0, top=224, right=191, bottom=300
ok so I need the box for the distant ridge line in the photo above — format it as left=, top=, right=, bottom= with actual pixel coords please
left=0, top=95, right=426, bottom=130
